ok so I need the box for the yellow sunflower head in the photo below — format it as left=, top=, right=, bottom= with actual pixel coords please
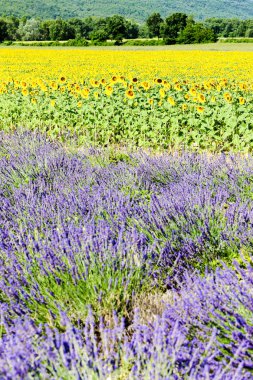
left=239, top=97, right=246, bottom=105
left=224, top=93, right=232, bottom=103
left=197, top=93, right=206, bottom=103
left=159, top=89, right=166, bottom=98
left=196, top=106, right=204, bottom=113
left=126, top=90, right=135, bottom=99
left=167, top=97, right=175, bottom=106
left=105, top=85, right=113, bottom=96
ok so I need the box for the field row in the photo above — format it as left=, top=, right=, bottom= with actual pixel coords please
left=1, top=49, right=253, bottom=81
left=0, top=75, right=252, bottom=150
left=0, top=131, right=253, bottom=378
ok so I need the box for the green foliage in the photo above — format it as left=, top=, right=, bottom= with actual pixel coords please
left=49, top=19, right=75, bottom=40
left=177, top=22, right=217, bottom=44
left=162, top=13, right=188, bottom=44
left=205, top=17, right=253, bottom=38
left=0, top=79, right=253, bottom=152
left=123, top=39, right=165, bottom=46
left=146, top=12, right=163, bottom=38
left=245, top=28, right=253, bottom=37
left=2, top=12, right=253, bottom=44
left=0, top=0, right=253, bottom=22
left=90, top=29, right=108, bottom=42
left=106, top=15, right=127, bottom=42
left=0, top=18, right=7, bottom=42
left=219, top=37, right=253, bottom=43
left=6, top=248, right=147, bottom=325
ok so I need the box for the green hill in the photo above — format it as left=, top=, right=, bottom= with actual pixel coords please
left=0, top=0, right=253, bottom=21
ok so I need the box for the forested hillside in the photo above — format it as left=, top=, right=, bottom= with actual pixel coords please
left=0, top=0, right=253, bottom=21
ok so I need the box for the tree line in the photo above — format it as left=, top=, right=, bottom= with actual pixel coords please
left=0, top=13, right=252, bottom=44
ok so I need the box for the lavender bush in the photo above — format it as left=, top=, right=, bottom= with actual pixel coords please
left=0, top=131, right=253, bottom=378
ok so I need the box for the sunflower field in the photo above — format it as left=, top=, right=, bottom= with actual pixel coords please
left=0, top=48, right=253, bottom=150
left=1, top=47, right=253, bottom=379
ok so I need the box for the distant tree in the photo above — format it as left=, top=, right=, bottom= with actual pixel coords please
left=162, top=13, right=189, bottom=44
left=236, top=21, right=247, bottom=37
left=125, top=21, right=139, bottom=39
left=223, top=22, right=234, bottom=37
left=40, top=20, right=53, bottom=40
left=0, top=18, right=8, bottom=42
left=138, top=24, right=149, bottom=38
left=5, top=16, right=19, bottom=41
left=146, top=12, right=163, bottom=38
left=17, top=18, right=43, bottom=41
left=106, top=15, right=127, bottom=42
left=49, top=19, right=75, bottom=41
left=205, top=18, right=224, bottom=35
left=68, top=18, right=93, bottom=39
left=90, top=29, right=108, bottom=42
left=177, top=22, right=217, bottom=44
left=245, top=28, right=253, bottom=37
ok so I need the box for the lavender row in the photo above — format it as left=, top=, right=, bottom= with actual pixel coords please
left=1, top=262, right=253, bottom=379
left=0, top=131, right=253, bottom=378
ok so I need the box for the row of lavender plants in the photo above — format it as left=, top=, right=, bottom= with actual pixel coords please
left=0, top=131, right=253, bottom=379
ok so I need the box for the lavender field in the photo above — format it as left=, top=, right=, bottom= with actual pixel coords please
left=0, top=131, right=252, bottom=379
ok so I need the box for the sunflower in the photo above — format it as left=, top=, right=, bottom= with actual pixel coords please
left=167, top=97, right=175, bottom=106
left=196, top=106, right=204, bottom=113
left=31, top=98, right=37, bottom=104
left=22, top=88, right=28, bottom=96
left=50, top=81, right=58, bottom=90
left=239, top=83, right=247, bottom=91
left=77, top=101, right=82, bottom=108
left=239, top=97, right=246, bottom=105
left=59, top=76, right=66, bottom=83
left=40, top=84, right=48, bottom=92
left=93, top=80, right=100, bottom=87
left=50, top=100, right=56, bottom=107
left=204, top=82, right=212, bottom=90
left=126, top=90, right=135, bottom=99
left=197, top=93, right=206, bottom=103
left=141, top=81, right=150, bottom=90
left=75, top=85, right=81, bottom=93
left=224, top=93, right=232, bottom=103
left=132, top=77, right=138, bottom=83
left=182, top=104, right=187, bottom=111
left=163, top=82, right=171, bottom=90
left=189, top=88, right=196, bottom=96
left=81, top=88, right=90, bottom=98
left=105, top=85, right=113, bottom=96
left=174, top=83, right=182, bottom=91
left=111, top=76, right=118, bottom=83
left=159, top=89, right=166, bottom=98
